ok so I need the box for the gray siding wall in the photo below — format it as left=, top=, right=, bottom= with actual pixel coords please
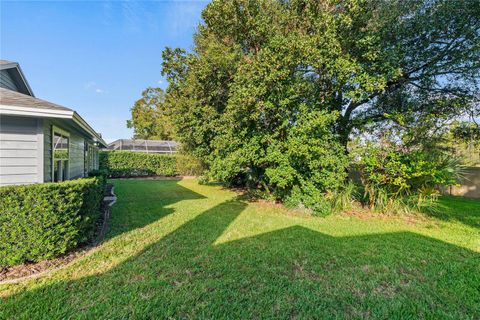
left=1, top=117, right=96, bottom=185
left=0, top=70, right=18, bottom=92
left=0, top=116, right=43, bottom=185
left=43, top=119, right=52, bottom=182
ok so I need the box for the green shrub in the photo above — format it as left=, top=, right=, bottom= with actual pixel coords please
left=355, top=145, right=463, bottom=213
left=207, top=109, right=348, bottom=216
left=284, top=185, right=333, bottom=217
left=175, top=154, right=205, bottom=176
left=99, top=151, right=204, bottom=178
left=99, top=151, right=176, bottom=177
left=0, top=177, right=105, bottom=266
left=88, top=168, right=109, bottom=181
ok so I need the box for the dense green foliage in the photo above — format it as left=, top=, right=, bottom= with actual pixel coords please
left=448, top=122, right=480, bottom=166
left=99, top=151, right=176, bottom=177
left=126, top=87, right=173, bottom=140
left=155, top=0, right=479, bottom=212
left=99, top=151, right=203, bottom=178
left=1, top=180, right=478, bottom=318
left=175, top=153, right=206, bottom=176
left=355, top=146, right=463, bottom=213
left=0, top=177, right=105, bottom=266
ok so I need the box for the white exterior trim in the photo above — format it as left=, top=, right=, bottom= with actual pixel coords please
left=15, top=64, right=35, bottom=97
left=0, top=104, right=107, bottom=147
left=0, top=104, right=73, bottom=118
left=52, top=125, right=71, bottom=181
left=72, top=112, right=107, bottom=147
left=0, top=63, right=35, bottom=96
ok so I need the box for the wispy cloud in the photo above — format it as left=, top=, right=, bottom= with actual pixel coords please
left=101, top=0, right=206, bottom=35
left=84, top=81, right=95, bottom=89
left=101, top=1, right=114, bottom=26
left=122, top=1, right=142, bottom=32
left=84, top=81, right=107, bottom=94
left=168, top=1, right=206, bottom=38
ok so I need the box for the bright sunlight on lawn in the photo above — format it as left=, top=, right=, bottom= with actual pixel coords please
left=1, top=179, right=479, bottom=319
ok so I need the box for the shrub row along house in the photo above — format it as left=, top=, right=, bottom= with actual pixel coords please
left=0, top=60, right=107, bottom=186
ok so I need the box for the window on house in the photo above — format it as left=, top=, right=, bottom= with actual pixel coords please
left=84, top=142, right=95, bottom=175
left=53, top=129, right=69, bottom=182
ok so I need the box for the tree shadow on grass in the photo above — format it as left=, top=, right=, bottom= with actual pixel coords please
left=2, top=187, right=479, bottom=319
left=105, top=179, right=206, bottom=239
left=423, top=195, right=480, bottom=229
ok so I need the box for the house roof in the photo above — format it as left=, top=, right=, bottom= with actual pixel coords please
left=0, top=60, right=15, bottom=65
left=0, top=88, right=107, bottom=147
left=0, top=60, right=107, bottom=147
left=0, top=87, right=71, bottom=112
left=0, top=60, right=35, bottom=96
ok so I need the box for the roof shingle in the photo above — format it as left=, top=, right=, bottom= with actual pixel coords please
left=0, top=60, right=15, bottom=65
left=0, top=87, right=72, bottom=112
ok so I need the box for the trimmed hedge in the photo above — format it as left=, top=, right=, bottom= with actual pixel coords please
left=0, top=177, right=105, bottom=266
left=99, top=151, right=203, bottom=178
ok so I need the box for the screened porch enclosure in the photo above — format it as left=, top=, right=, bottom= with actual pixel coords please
left=107, top=139, right=177, bottom=154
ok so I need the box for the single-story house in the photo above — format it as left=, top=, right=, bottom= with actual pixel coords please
left=0, top=60, right=107, bottom=186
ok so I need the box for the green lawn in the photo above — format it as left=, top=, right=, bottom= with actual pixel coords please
left=1, top=179, right=479, bottom=319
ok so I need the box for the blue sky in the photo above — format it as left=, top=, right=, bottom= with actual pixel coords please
left=1, top=0, right=208, bottom=142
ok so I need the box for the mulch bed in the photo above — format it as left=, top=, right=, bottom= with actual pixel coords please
left=0, top=248, right=90, bottom=282
left=0, top=184, right=114, bottom=283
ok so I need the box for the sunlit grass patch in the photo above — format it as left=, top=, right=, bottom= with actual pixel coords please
left=1, top=179, right=478, bottom=319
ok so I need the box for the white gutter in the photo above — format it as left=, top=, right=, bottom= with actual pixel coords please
left=15, top=65, right=35, bottom=97
left=0, top=104, right=73, bottom=118
left=0, top=104, right=107, bottom=147
left=72, top=112, right=108, bottom=147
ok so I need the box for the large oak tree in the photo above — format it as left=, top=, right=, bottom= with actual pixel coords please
left=160, top=0, right=479, bottom=197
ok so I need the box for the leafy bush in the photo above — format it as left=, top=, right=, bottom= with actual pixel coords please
left=88, top=169, right=109, bottom=180
left=175, top=154, right=205, bottom=176
left=0, top=177, right=105, bottom=266
left=99, top=151, right=176, bottom=177
left=207, top=109, right=348, bottom=216
left=356, top=145, right=463, bottom=213
left=284, top=185, right=334, bottom=217
left=99, top=151, right=204, bottom=178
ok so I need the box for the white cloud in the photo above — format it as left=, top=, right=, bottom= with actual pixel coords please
left=84, top=81, right=96, bottom=89
left=84, top=81, right=107, bottom=94
left=157, top=80, right=163, bottom=85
